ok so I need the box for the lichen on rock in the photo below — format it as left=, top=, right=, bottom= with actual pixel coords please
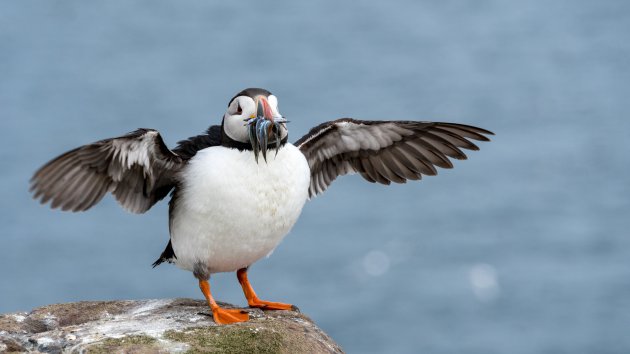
left=0, top=298, right=343, bottom=353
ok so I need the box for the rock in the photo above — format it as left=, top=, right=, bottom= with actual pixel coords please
left=0, top=299, right=344, bottom=353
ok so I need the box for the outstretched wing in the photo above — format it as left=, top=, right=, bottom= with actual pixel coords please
left=30, top=128, right=185, bottom=213
left=295, top=118, right=493, bottom=198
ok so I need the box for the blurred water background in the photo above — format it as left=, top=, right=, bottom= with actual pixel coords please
left=1, top=1, right=629, bottom=353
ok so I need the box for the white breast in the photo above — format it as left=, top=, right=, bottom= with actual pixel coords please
left=170, top=144, right=310, bottom=274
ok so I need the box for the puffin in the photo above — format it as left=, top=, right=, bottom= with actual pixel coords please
left=30, top=88, right=493, bottom=324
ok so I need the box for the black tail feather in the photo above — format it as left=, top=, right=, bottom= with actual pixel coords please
left=152, top=240, right=176, bottom=268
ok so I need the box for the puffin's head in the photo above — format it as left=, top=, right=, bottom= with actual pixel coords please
left=223, top=88, right=288, bottom=162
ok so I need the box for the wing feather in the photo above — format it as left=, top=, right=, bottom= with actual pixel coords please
left=296, top=119, right=493, bottom=197
left=31, top=128, right=184, bottom=213
left=407, top=139, right=453, bottom=169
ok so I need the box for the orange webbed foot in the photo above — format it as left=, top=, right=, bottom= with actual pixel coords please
left=212, top=307, right=249, bottom=325
left=237, top=268, right=296, bottom=311
left=247, top=299, right=293, bottom=311
left=199, top=279, right=250, bottom=325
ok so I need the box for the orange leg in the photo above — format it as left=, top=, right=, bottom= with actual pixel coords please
left=236, top=268, right=293, bottom=310
left=198, top=279, right=249, bottom=324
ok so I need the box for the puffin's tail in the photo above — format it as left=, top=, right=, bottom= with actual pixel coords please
left=152, top=240, right=176, bottom=268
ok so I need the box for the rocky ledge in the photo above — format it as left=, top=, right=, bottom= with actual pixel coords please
left=0, top=299, right=344, bottom=353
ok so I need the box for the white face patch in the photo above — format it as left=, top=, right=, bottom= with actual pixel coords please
left=223, top=96, right=256, bottom=143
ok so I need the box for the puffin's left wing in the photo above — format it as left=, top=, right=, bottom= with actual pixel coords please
left=295, top=118, right=493, bottom=198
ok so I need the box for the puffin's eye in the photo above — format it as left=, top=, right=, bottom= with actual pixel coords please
left=236, top=103, right=242, bottom=115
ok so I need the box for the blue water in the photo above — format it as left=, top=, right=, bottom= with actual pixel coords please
left=2, top=1, right=629, bottom=353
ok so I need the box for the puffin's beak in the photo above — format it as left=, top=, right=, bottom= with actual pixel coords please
left=246, top=96, right=286, bottom=163
left=256, top=97, right=274, bottom=122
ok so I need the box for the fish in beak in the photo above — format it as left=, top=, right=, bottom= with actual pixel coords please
left=244, top=96, right=287, bottom=163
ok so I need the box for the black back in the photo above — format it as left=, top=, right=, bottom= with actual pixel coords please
left=172, top=125, right=223, bottom=160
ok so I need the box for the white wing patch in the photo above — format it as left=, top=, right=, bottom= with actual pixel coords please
left=110, top=132, right=155, bottom=179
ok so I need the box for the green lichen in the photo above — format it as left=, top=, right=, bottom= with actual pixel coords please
left=84, top=335, right=160, bottom=354
left=164, top=324, right=284, bottom=354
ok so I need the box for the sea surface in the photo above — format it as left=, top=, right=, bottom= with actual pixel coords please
left=1, top=1, right=629, bottom=353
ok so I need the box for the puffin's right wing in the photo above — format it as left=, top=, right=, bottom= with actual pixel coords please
left=295, top=118, right=493, bottom=198
left=31, top=128, right=184, bottom=214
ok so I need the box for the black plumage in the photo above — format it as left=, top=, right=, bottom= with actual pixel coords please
left=152, top=240, right=176, bottom=267
left=173, top=125, right=223, bottom=160
left=228, top=88, right=271, bottom=107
